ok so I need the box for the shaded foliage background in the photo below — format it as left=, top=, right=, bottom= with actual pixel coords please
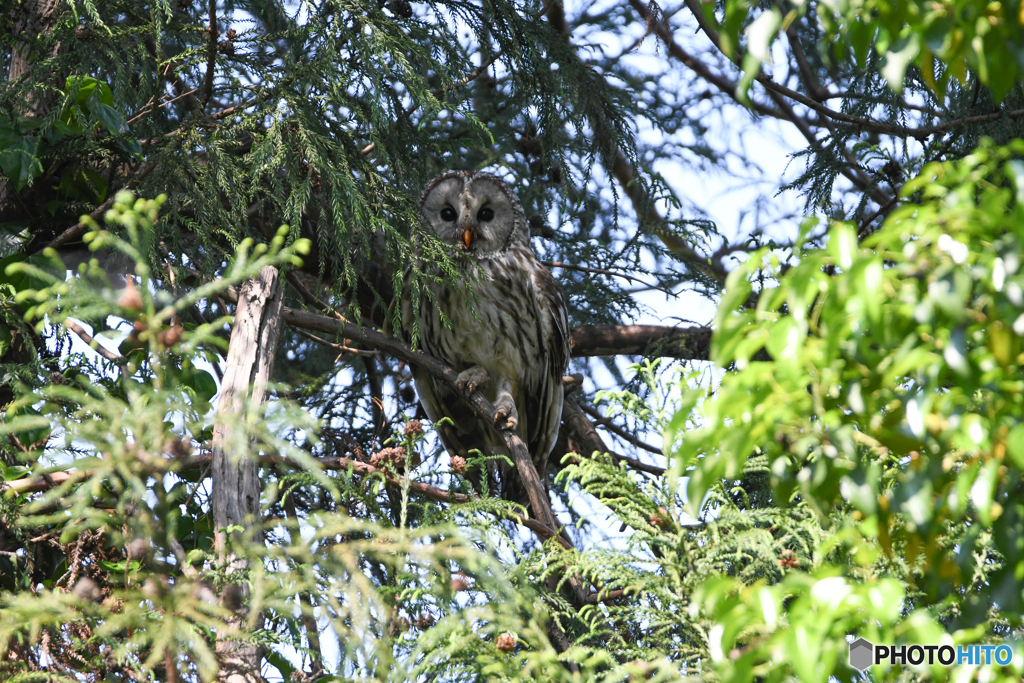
left=3, top=0, right=1024, bottom=681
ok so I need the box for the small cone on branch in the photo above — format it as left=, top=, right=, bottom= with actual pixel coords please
left=649, top=507, right=670, bottom=529
left=119, top=277, right=143, bottom=311
left=778, top=548, right=799, bottom=569
left=495, top=632, right=516, bottom=652
left=449, top=455, right=467, bottom=474
left=157, top=325, right=184, bottom=348
left=450, top=572, right=470, bottom=592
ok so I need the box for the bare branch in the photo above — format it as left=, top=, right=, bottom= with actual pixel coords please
left=628, top=0, right=891, bottom=206
left=290, top=326, right=377, bottom=357
left=784, top=24, right=828, bottom=102
left=203, top=0, right=218, bottom=105
left=126, top=88, right=199, bottom=125
left=563, top=398, right=666, bottom=477
left=577, top=402, right=662, bottom=456
left=570, top=323, right=711, bottom=359
left=1, top=469, right=81, bottom=495
left=64, top=319, right=120, bottom=362
left=544, top=261, right=673, bottom=295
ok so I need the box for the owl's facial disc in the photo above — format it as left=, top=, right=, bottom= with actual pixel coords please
left=422, top=174, right=517, bottom=255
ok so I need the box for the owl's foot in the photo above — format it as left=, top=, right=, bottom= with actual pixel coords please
left=456, top=366, right=490, bottom=396
left=493, top=393, right=519, bottom=431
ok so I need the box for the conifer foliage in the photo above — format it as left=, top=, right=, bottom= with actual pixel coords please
left=3, top=1, right=1024, bottom=682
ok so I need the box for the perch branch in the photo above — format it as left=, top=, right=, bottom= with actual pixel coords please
left=223, top=289, right=563, bottom=534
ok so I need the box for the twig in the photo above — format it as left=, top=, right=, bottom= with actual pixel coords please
left=564, top=399, right=666, bottom=477
left=290, top=326, right=377, bottom=357
left=44, top=161, right=158, bottom=250
left=284, top=271, right=350, bottom=324
left=203, top=0, right=218, bottom=105
left=544, top=261, right=672, bottom=295
left=610, top=144, right=727, bottom=280
left=126, top=88, right=199, bottom=125
left=64, top=319, right=121, bottom=361
left=858, top=193, right=901, bottom=237
left=577, top=402, right=662, bottom=456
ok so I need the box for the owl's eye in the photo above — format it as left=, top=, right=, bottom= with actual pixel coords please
left=440, top=207, right=457, bottom=222
left=477, top=207, right=495, bottom=222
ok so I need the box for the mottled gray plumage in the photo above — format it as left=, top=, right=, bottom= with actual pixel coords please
left=402, top=171, right=570, bottom=502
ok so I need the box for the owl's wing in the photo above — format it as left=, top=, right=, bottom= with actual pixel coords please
left=536, top=265, right=570, bottom=383
left=523, top=263, right=570, bottom=472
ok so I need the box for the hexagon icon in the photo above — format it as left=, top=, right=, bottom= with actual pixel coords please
left=849, top=638, right=873, bottom=671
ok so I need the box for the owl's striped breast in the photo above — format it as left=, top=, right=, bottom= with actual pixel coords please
left=419, top=250, right=543, bottom=396
left=406, top=243, right=569, bottom=500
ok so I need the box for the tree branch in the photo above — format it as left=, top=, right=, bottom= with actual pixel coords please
left=64, top=319, right=121, bottom=362
left=577, top=402, right=662, bottom=456
left=224, top=289, right=564, bottom=535
left=563, top=398, right=666, bottom=477
left=203, top=0, right=218, bottom=105
left=544, top=261, right=673, bottom=295
left=628, top=0, right=892, bottom=207
left=278, top=274, right=712, bottom=359
left=1, top=452, right=573, bottom=551
left=569, top=323, right=711, bottom=359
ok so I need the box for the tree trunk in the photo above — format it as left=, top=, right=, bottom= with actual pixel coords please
left=6, top=0, right=61, bottom=86
left=1, top=0, right=62, bottom=216
left=211, top=265, right=284, bottom=683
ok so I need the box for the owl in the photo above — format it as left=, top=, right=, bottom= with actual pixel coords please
left=402, top=171, right=570, bottom=504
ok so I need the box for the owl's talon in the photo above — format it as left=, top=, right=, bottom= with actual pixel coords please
left=493, top=395, right=519, bottom=431
left=456, top=367, right=491, bottom=397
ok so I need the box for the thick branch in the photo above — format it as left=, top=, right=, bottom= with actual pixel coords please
left=65, top=319, right=121, bottom=362
left=278, top=298, right=710, bottom=360
left=226, top=290, right=563, bottom=534
left=1, top=469, right=81, bottom=495
left=203, top=0, right=218, bottom=105
left=570, top=323, right=711, bottom=359
left=212, top=266, right=282, bottom=683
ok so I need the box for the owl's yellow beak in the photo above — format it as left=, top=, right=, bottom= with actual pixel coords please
left=463, top=227, right=473, bottom=248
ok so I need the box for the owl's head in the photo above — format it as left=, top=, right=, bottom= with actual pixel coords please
left=420, top=171, right=528, bottom=257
